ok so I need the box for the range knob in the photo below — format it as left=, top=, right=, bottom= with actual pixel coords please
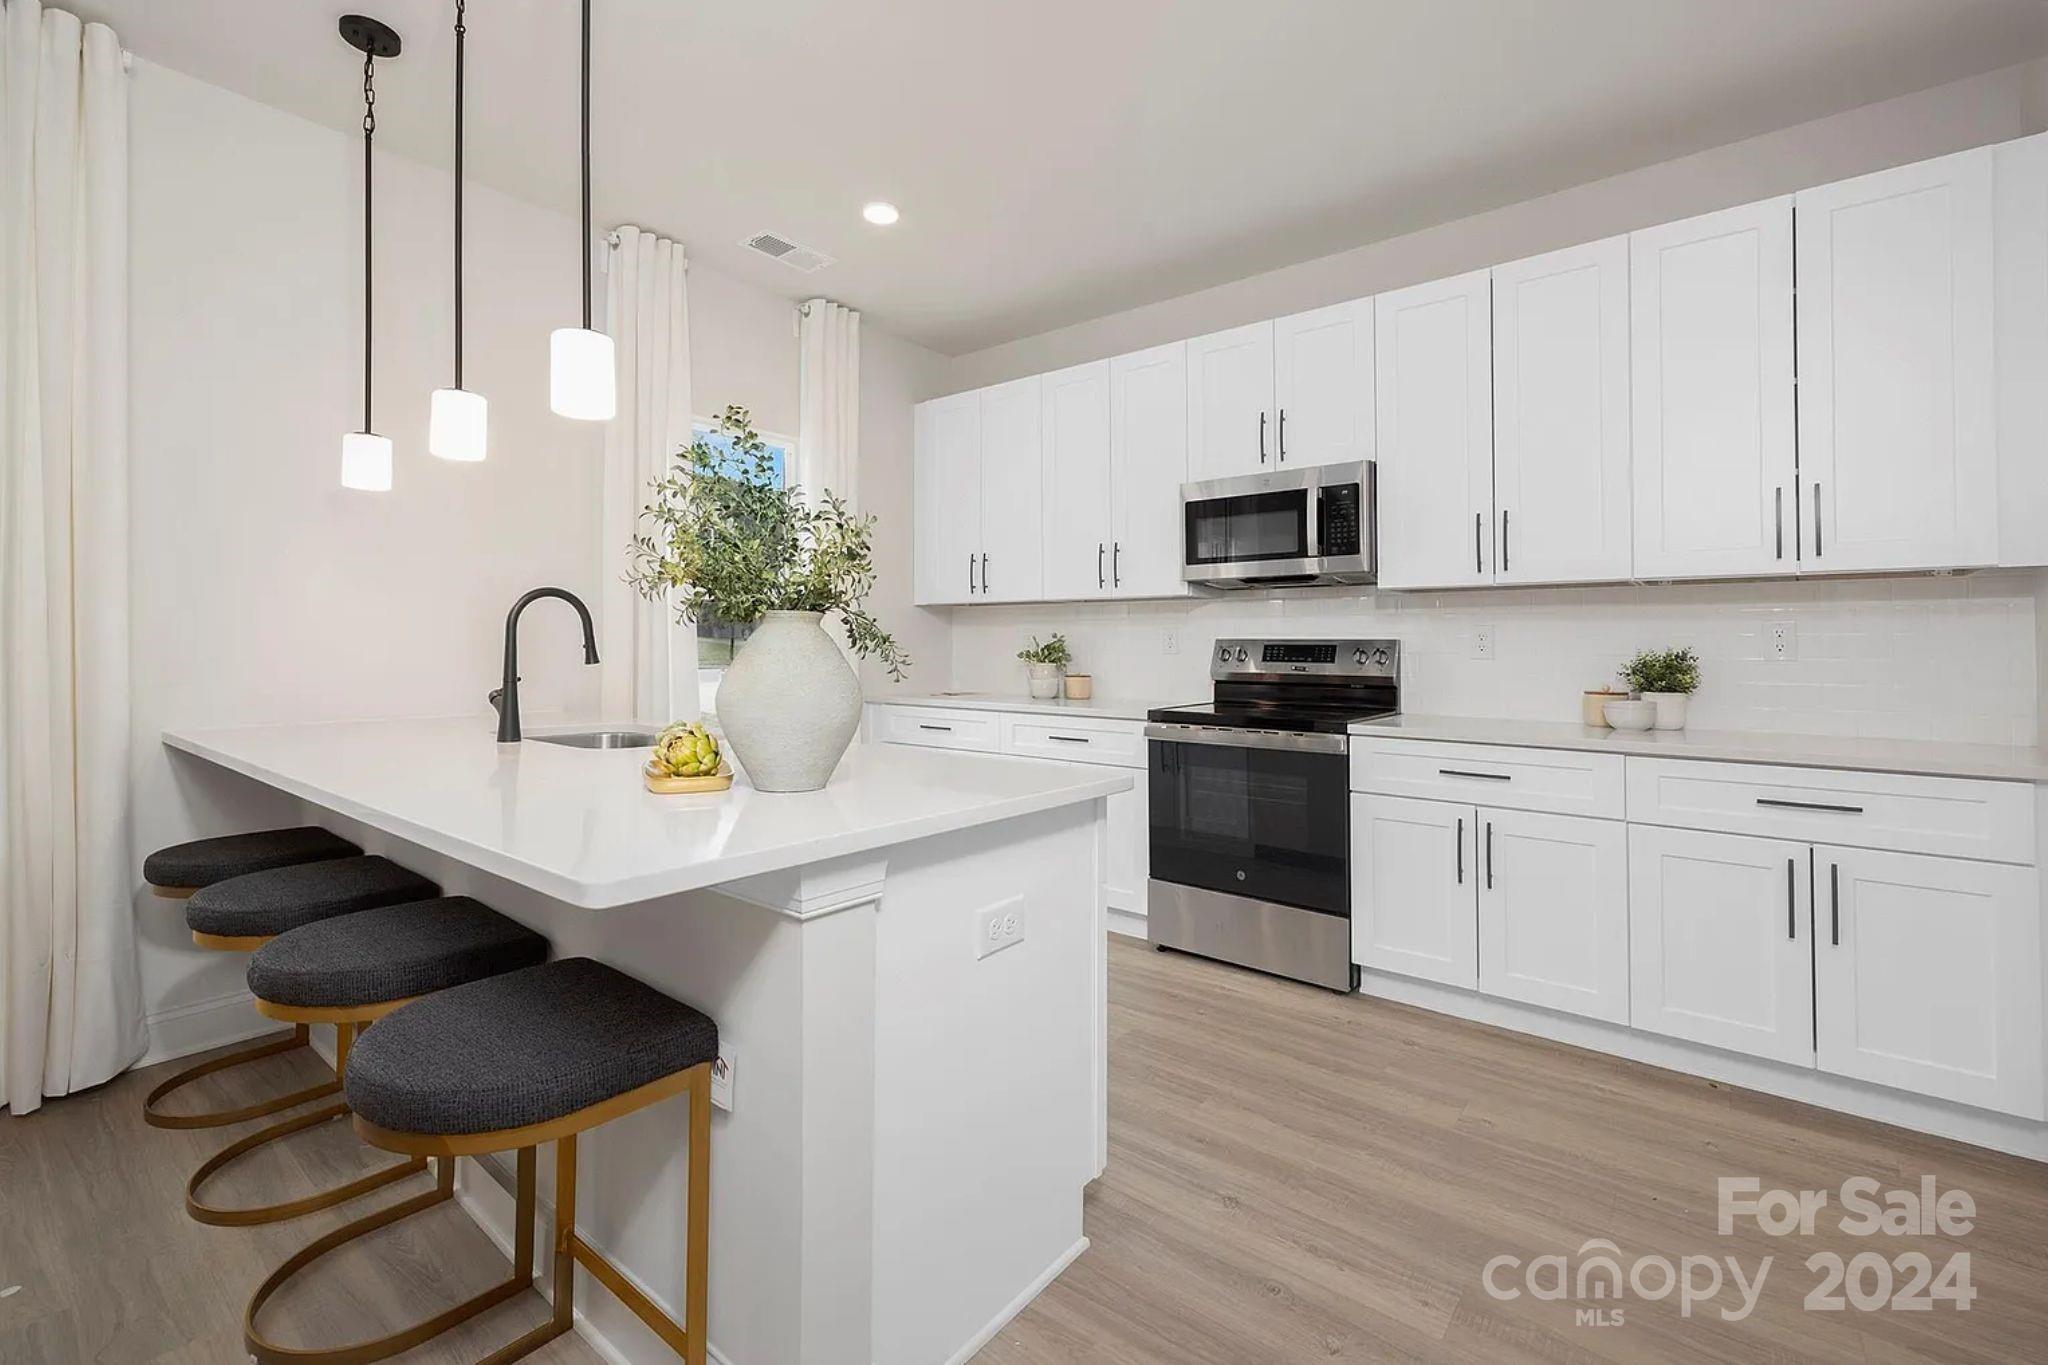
left=1372, top=647, right=1391, bottom=667
left=1352, top=647, right=1368, bottom=666
left=1234, top=647, right=1249, bottom=664
left=1217, top=646, right=1232, bottom=664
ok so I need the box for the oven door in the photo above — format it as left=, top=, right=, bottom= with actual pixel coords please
left=1144, top=726, right=1351, bottom=916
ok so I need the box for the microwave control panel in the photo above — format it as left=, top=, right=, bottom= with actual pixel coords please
left=1319, top=484, right=1362, bottom=557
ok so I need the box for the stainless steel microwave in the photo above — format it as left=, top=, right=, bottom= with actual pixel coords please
left=1180, top=461, right=1376, bottom=589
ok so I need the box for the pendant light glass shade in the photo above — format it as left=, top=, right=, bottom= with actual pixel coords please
left=429, top=386, right=489, bottom=460
left=341, top=431, right=395, bottom=491
left=550, top=326, right=616, bottom=420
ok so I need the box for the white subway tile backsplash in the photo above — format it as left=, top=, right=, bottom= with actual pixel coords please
left=946, top=571, right=2041, bottom=745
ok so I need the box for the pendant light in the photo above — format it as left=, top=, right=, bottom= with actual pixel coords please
left=429, top=0, right=487, bottom=460
left=549, top=0, right=615, bottom=421
left=339, top=15, right=402, bottom=491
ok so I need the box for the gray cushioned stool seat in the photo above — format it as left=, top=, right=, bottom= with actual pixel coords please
left=247, top=897, right=549, bottom=1009
left=346, top=958, right=718, bottom=1137
left=143, top=826, right=361, bottom=890
left=186, top=856, right=439, bottom=940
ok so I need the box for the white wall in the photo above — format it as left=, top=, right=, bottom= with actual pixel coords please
left=935, top=59, right=2048, bottom=745
left=127, top=58, right=944, bottom=1059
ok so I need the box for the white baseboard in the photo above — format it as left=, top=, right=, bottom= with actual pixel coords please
left=943, top=1236, right=1089, bottom=1365
left=1106, top=907, right=1147, bottom=941
left=136, top=988, right=275, bottom=1068
left=1357, top=969, right=2048, bottom=1164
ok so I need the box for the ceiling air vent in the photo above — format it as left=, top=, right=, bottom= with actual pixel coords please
left=742, top=231, right=836, bottom=274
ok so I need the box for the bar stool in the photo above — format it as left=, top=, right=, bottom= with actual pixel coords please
left=141, top=827, right=364, bottom=1129
left=187, top=895, right=549, bottom=1228
left=245, top=958, right=718, bottom=1365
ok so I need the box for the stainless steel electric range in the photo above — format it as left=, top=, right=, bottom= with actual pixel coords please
left=1143, top=638, right=1400, bottom=992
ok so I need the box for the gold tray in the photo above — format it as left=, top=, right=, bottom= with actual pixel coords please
left=643, top=761, right=734, bottom=794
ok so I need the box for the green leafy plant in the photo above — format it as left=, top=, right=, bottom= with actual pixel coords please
left=1620, top=647, right=1701, bottom=696
left=1016, top=633, right=1072, bottom=668
left=628, top=405, right=910, bottom=680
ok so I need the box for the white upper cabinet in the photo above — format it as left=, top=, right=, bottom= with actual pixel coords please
left=1374, top=270, right=1495, bottom=589
left=1273, top=300, right=1375, bottom=469
left=1630, top=198, right=1798, bottom=580
left=1185, top=322, right=1276, bottom=482
left=1994, top=133, right=2048, bottom=568
left=976, top=376, right=1045, bottom=602
left=1814, top=846, right=2041, bottom=1119
left=1108, top=342, right=1191, bottom=599
left=1796, top=147, right=1998, bottom=573
left=1040, top=361, right=1114, bottom=601
left=1491, top=236, right=1632, bottom=584
left=1476, top=808, right=1630, bottom=1024
left=1628, top=825, right=1814, bottom=1066
left=913, top=391, right=981, bottom=606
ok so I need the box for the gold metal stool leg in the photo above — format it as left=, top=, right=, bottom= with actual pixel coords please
left=143, top=1023, right=338, bottom=1130
left=186, top=1021, right=424, bottom=1227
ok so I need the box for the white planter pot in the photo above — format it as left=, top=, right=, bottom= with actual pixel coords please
left=1643, top=691, right=1690, bottom=731
left=1025, top=662, right=1063, bottom=700
left=715, top=611, right=862, bottom=792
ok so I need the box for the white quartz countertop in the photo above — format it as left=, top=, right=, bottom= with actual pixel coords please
left=866, top=692, right=1189, bottom=723
left=1349, top=714, right=2048, bottom=783
left=162, top=717, right=1131, bottom=909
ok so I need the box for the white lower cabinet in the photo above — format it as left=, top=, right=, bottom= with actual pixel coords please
left=1629, top=825, right=1815, bottom=1067
left=1351, top=795, right=1477, bottom=988
left=1477, top=808, right=1630, bottom=1023
left=1814, top=845, right=2043, bottom=1119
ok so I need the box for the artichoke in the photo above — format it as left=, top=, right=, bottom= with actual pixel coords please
left=651, top=722, right=722, bottom=778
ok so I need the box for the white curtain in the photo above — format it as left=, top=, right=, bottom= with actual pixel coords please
left=0, top=0, right=142, bottom=1116
left=796, top=298, right=860, bottom=509
left=600, top=225, right=700, bottom=725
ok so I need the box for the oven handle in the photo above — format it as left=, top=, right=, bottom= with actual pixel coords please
left=1143, top=723, right=1350, bottom=755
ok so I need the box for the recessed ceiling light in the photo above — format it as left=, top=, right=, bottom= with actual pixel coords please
left=862, top=201, right=900, bottom=226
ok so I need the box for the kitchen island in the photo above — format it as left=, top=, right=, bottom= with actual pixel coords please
left=162, top=716, right=1130, bottom=1365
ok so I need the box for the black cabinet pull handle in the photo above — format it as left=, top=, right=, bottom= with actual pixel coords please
left=918, top=724, right=953, bottom=733
left=1456, top=816, right=1464, bottom=884
left=1439, top=768, right=1510, bottom=781
left=1097, top=543, right=1105, bottom=590
left=1485, top=821, right=1494, bottom=890
left=1047, top=735, right=1090, bottom=744
left=981, top=553, right=989, bottom=593
left=1258, top=411, right=1268, bottom=463
left=1278, top=407, right=1287, bottom=460
left=1813, top=483, right=1823, bottom=557
left=1786, top=858, right=1796, bottom=940
left=1501, top=510, right=1510, bottom=572
left=967, top=553, right=976, bottom=594
left=1113, top=542, right=1122, bottom=587
left=1474, top=512, right=1483, bottom=574
left=1774, top=487, right=1784, bottom=560
left=1830, top=863, right=1840, bottom=945
left=1756, top=797, right=1864, bottom=815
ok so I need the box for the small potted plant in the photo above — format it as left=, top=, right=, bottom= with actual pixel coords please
left=1620, top=647, right=1701, bottom=731
left=1017, top=634, right=1071, bottom=700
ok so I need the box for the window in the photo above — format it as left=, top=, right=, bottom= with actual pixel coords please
left=691, top=420, right=795, bottom=668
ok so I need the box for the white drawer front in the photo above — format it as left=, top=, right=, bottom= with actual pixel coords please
left=1627, top=758, right=2035, bottom=865
left=870, top=706, right=1003, bottom=753
left=1000, top=714, right=1146, bottom=769
left=1350, top=739, right=1625, bottom=820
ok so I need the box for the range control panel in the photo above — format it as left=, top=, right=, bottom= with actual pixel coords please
left=1210, top=637, right=1399, bottom=679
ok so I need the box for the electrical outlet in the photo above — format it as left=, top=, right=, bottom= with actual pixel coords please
left=1162, top=628, right=1180, bottom=656
left=710, top=1042, right=735, bottom=1111
left=1768, top=620, right=1797, bottom=661
left=976, top=898, right=1026, bottom=959
left=1471, top=626, right=1495, bottom=661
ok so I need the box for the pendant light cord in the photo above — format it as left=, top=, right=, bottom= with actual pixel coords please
left=580, top=0, right=593, bottom=331
left=454, top=0, right=466, bottom=388
left=362, top=50, right=377, bottom=433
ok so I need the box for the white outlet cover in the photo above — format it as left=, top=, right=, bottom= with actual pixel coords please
left=1162, top=628, right=1181, bottom=656
left=1471, top=626, right=1495, bottom=660
left=711, top=1042, right=735, bottom=1112
left=1769, top=620, right=1797, bottom=660
left=976, top=896, right=1026, bottom=959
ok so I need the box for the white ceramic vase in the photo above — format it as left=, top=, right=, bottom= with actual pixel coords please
left=1643, top=691, right=1690, bottom=730
left=1026, top=662, right=1063, bottom=700
left=715, top=611, right=862, bottom=792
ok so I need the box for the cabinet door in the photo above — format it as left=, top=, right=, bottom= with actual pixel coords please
left=1491, top=237, right=1631, bottom=584
left=1273, top=299, right=1373, bottom=468
left=1373, top=270, right=1495, bottom=589
left=1185, top=322, right=1276, bottom=482
left=1476, top=809, right=1628, bottom=1023
left=1105, top=766, right=1149, bottom=919
left=1814, top=846, right=2042, bottom=1119
left=1628, top=826, right=1813, bottom=1066
left=976, top=376, right=1044, bottom=602
left=1630, top=198, right=1797, bottom=579
left=1040, top=361, right=1113, bottom=601
left=912, top=392, right=982, bottom=605
left=1351, top=795, right=1477, bottom=988
left=1796, top=148, right=1997, bottom=573
left=1109, top=342, right=1191, bottom=599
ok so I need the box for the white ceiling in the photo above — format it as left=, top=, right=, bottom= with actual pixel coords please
left=70, top=0, right=2048, bottom=355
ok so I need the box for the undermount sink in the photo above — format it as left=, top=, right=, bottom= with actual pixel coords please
left=530, top=729, right=658, bottom=750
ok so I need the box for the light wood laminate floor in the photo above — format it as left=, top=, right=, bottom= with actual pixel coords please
left=4, top=938, right=2044, bottom=1363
